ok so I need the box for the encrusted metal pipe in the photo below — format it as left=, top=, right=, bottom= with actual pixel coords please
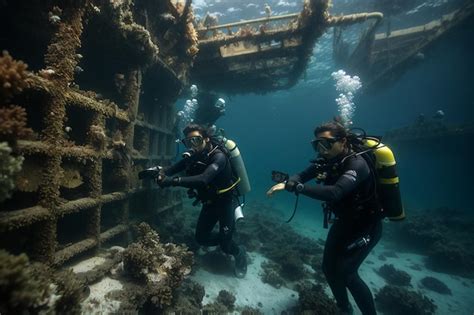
left=326, top=12, right=384, bottom=27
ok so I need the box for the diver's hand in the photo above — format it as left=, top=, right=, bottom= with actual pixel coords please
left=285, top=180, right=298, bottom=193
left=266, top=183, right=286, bottom=197
left=157, top=175, right=179, bottom=188
left=156, top=174, right=166, bottom=184
left=155, top=174, right=165, bottom=185
left=155, top=174, right=165, bottom=187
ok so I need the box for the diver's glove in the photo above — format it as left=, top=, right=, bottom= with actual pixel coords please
left=285, top=180, right=298, bottom=193
left=285, top=180, right=305, bottom=194
left=157, top=176, right=180, bottom=188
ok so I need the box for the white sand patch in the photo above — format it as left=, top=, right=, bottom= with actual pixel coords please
left=191, top=252, right=299, bottom=314
left=81, top=277, right=123, bottom=314
left=70, top=256, right=107, bottom=273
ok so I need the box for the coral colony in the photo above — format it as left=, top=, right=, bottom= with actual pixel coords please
left=331, top=69, right=362, bottom=126
left=0, top=2, right=197, bottom=310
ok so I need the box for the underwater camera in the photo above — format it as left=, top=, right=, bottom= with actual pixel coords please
left=271, top=170, right=289, bottom=183
left=138, top=166, right=163, bottom=180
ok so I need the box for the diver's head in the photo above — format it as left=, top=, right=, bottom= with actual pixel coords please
left=182, top=123, right=210, bottom=153
left=312, top=122, right=348, bottom=159
left=215, top=98, right=226, bottom=109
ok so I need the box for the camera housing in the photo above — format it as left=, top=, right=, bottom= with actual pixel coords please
left=138, top=166, right=163, bottom=180
left=271, top=171, right=289, bottom=183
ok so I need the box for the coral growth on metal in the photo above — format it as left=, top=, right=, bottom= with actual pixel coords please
left=0, top=0, right=185, bottom=272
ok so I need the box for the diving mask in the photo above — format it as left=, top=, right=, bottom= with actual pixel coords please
left=311, top=137, right=339, bottom=152
left=182, top=135, right=204, bottom=148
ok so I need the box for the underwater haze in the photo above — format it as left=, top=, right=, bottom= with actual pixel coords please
left=2, top=0, right=474, bottom=314
left=176, top=0, right=474, bottom=314
left=203, top=0, right=474, bottom=211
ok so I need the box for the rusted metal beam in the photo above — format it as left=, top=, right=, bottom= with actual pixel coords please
left=326, top=12, right=384, bottom=27
left=101, top=191, right=129, bottom=203
left=198, top=29, right=302, bottom=48
left=100, top=224, right=128, bottom=242
left=0, top=206, right=50, bottom=232
left=197, top=13, right=299, bottom=32
left=0, top=188, right=161, bottom=233
left=53, top=238, right=98, bottom=266
left=14, top=72, right=131, bottom=123
left=66, top=91, right=130, bottom=122
left=56, top=190, right=158, bottom=217
left=16, top=140, right=100, bottom=159
left=58, top=197, right=101, bottom=216
left=135, top=119, right=174, bottom=136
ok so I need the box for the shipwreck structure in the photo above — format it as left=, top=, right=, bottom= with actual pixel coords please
left=191, top=1, right=384, bottom=94
left=0, top=0, right=199, bottom=267
left=4, top=0, right=474, bottom=312
left=383, top=119, right=474, bottom=145
left=2, top=0, right=472, bottom=312
left=333, top=1, right=474, bottom=89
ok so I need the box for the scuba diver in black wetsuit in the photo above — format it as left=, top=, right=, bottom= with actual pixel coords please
left=156, top=124, right=248, bottom=278
left=267, top=122, right=388, bottom=315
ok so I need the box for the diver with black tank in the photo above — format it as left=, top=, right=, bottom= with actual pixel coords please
left=267, top=121, right=404, bottom=315
left=155, top=123, right=249, bottom=278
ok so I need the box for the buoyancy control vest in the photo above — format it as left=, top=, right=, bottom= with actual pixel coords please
left=184, top=146, right=234, bottom=200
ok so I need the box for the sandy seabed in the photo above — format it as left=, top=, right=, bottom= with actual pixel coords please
left=70, top=216, right=474, bottom=315
left=190, top=213, right=474, bottom=314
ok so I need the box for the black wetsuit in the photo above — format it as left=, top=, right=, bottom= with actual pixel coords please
left=193, top=92, right=224, bottom=126
left=289, top=152, right=382, bottom=315
left=164, top=146, right=240, bottom=257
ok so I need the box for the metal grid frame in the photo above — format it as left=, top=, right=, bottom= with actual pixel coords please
left=0, top=0, right=190, bottom=266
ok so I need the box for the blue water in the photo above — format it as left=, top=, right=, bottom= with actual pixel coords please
left=213, top=17, right=474, bottom=216
left=175, top=1, right=474, bottom=313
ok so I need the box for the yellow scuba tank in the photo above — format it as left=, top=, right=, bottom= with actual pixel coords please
left=363, top=138, right=405, bottom=221
left=222, top=138, right=251, bottom=196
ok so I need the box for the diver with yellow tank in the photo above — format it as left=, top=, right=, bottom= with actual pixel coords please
left=151, top=123, right=251, bottom=278
left=267, top=121, right=404, bottom=315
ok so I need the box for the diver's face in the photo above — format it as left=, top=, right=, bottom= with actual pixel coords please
left=314, top=131, right=346, bottom=159
left=184, top=131, right=208, bottom=152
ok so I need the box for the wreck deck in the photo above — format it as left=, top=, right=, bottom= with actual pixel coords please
left=383, top=121, right=474, bottom=144
left=335, top=1, right=474, bottom=89
left=191, top=0, right=382, bottom=94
